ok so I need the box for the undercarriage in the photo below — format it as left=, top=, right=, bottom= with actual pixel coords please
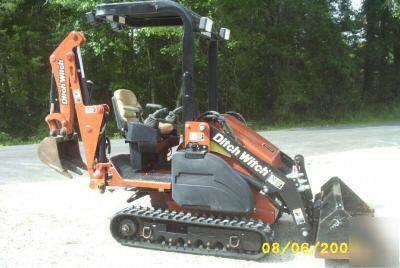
left=110, top=206, right=274, bottom=260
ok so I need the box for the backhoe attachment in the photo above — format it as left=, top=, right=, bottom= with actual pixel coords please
left=37, top=135, right=86, bottom=178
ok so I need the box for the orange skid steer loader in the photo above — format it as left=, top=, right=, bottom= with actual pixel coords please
left=37, top=1, right=373, bottom=260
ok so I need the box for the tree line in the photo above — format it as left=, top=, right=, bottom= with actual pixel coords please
left=1, top=0, right=399, bottom=140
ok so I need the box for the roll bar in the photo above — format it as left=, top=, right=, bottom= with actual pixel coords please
left=86, top=0, right=230, bottom=121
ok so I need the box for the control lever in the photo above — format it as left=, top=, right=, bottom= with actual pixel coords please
left=152, top=107, right=169, bottom=118
left=144, top=107, right=169, bottom=128
left=172, top=106, right=183, bottom=114
left=164, top=106, right=183, bottom=124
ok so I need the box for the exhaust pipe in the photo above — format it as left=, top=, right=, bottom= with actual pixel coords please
left=313, top=177, right=374, bottom=259
left=37, top=134, right=87, bottom=178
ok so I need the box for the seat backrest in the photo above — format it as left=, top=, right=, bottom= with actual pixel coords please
left=112, top=89, right=142, bottom=131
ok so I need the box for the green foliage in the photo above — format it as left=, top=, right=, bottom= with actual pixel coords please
left=0, top=0, right=399, bottom=143
left=0, top=132, right=12, bottom=144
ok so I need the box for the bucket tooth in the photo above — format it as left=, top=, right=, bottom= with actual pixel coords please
left=314, top=177, right=374, bottom=259
left=37, top=135, right=87, bottom=178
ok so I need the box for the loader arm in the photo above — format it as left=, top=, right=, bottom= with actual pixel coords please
left=42, top=31, right=108, bottom=180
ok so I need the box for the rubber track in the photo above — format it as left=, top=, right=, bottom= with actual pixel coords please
left=110, top=206, right=274, bottom=260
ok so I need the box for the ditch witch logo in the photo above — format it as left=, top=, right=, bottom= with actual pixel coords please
left=212, top=132, right=270, bottom=177
left=57, top=59, right=68, bottom=105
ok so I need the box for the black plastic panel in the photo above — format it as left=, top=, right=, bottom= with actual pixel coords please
left=171, top=151, right=254, bottom=213
left=126, top=123, right=158, bottom=143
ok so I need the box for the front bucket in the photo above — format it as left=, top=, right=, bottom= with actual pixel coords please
left=314, top=177, right=374, bottom=259
left=37, top=135, right=87, bottom=178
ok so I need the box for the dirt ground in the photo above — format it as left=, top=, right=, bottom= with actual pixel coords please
left=1, top=145, right=399, bottom=268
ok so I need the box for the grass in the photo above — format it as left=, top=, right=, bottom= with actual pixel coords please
left=0, top=132, right=43, bottom=146
left=248, top=105, right=400, bottom=131
left=0, top=128, right=125, bottom=146
left=1, top=105, right=399, bottom=146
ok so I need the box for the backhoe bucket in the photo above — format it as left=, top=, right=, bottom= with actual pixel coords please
left=314, top=177, right=374, bottom=259
left=37, top=135, right=87, bottom=178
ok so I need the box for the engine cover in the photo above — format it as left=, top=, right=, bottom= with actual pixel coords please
left=171, top=151, right=254, bottom=213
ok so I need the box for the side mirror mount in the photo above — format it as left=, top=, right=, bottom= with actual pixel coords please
left=219, top=28, right=231, bottom=41
left=110, top=21, right=124, bottom=32
left=86, top=11, right=98, bottom=25
left=199, top=17, right=213, bottom=32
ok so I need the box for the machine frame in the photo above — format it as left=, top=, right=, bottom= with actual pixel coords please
left=38, top=1, right=374, bottom=259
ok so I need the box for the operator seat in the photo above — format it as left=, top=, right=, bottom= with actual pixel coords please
left=112, top=89, right=143, bottom=131
left=111, top=89, right=179, bottom=172
left=111, top=89, right=174, bottom=135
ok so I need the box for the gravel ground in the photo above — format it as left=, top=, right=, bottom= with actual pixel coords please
left=0, top=124, right=399, bottom=268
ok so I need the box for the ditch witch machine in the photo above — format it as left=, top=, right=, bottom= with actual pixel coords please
left=38, top=0, right=373, bottom=260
